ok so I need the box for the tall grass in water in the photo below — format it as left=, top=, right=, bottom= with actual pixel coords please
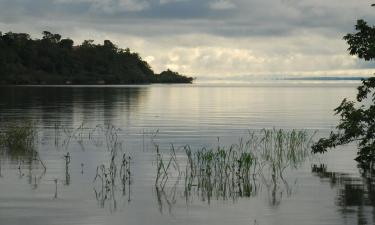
left=0, top=121, right=46, bottom=170
left=183, top=139, right=259, bottom=202
left=154, top=144, right=181, bottom=214
left=154, top=129, right=316, bottom=204
left=0, top=121, right=35, bottom=153
left=92, top=125, right=132, bottom=211
left=256, top=129, right=316, bottom=205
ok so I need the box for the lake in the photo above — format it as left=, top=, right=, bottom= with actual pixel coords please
left=0, top=81, right=372, bottom=225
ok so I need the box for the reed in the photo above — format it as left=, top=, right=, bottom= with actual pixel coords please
left=0, top=121, right=36, bottom=153
left=0, top=121, right=46, bottom=170
left=155, top=129, right=316, bottom=203
left=92, top=125, right=133, bottom=210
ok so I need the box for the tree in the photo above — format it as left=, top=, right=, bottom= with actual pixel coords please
left=312, top=19, right=375, bottom=168
left=0, top=31, right=193, bottom=85
left=103, top=40, right=116, bottom=51
left=59, top=39, right=74, bottom=49
left=42, top=31, right=61, bottom=43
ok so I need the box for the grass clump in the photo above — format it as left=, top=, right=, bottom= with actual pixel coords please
left=0, top=121, right=46, bottom=170
left=154, top=129, right=316, bottom=203
left=0, top=121, right=36, bottom=152
left=183, top=140, right=258, bottom=202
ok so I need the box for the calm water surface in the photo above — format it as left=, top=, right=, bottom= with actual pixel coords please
left=0, top=82, right=373, bottom=225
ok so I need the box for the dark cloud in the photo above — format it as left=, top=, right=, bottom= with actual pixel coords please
left=1, top=0, right=374, bottom=39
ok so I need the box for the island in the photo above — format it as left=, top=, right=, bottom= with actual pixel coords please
left=0, top=31, right=194, bottom=85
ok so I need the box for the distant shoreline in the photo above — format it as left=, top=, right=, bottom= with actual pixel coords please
left=283, top=76, right=369, bottom=81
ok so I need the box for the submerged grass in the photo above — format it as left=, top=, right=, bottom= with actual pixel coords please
left=0, top=121, right=36, bottom=154
left=0, top=121, right=46, bottom=170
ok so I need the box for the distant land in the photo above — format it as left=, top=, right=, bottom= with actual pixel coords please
left=284, top=76, right=369, bottom=81
left=0, top=31, right=193, bottom=85
left=196, top=75, right=370, bottom=84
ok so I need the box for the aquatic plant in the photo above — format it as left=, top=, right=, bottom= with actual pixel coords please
left=0, top=121, right=36, bottom=153
left=154, top=129, right=316, bottom=205
left=93, top=151, right=132, bottom=211
left=64, top=152, right=71, bottom=185
left=155, top=144, right=180, bottom=189
left=93, top=164, right=115, bottom=209
left=53, top=122, right=89, bottom=150
left=183, top=139, right=259, bottom=202
left=91, top=125, right=133, bottom=211
left=120, top=153, right=132, bottom=197
left=0, top=121, right=46, bottom=170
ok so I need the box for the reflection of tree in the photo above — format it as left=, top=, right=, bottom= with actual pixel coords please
left=312, top=164, right=375, bottom=225
left=0, top=86, right=147, bottom=127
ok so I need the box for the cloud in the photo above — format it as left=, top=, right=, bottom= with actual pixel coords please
left=54, top=0, right=150, bottom=12
left=0, top=0, right=374, bottom=78
left=159, top=0, right=188, bottom=4
left=209, top=0, right=236, bottom=10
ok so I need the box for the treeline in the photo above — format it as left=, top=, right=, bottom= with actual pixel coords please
left=0, top=31, right=193, bottom=85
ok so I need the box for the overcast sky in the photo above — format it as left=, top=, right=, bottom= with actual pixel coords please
left=0, top=0, right=374, bottom=79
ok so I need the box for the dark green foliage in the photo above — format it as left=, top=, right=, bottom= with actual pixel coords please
left=312, top=19, right=375, bottom=166
left=0, top=31, right=193, bottom=84
left=153, top=69, right=194, bottom=83
left=343, top=20, right=375, bottom=61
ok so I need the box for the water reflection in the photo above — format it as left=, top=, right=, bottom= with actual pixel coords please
left=12, top=159, right=47, bottom=189
left=312, top=164, right=375, bottom=225
left=0, top=86, right=147, bottom=126
left=0, top=84, right=363, bottom=225
left=155, top=179, right=180, bottom=215
left=64, top=152, right=71, bottom=186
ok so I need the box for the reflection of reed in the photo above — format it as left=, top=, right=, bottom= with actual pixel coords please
left=155, top=175, right=180, bottom=215
left=64, top=152, right=71, bottom=185
left=94, top=164, right=117, bottom=211
left=54, top=178, right=58, bottom=199
left=120, top=153, right=132, bottom=202
left=92, top=156, right=132, bottom=212
left=92, top=125, right=132, bottom=212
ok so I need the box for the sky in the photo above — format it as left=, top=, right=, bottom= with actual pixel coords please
left=0, top=0, right=375, bottom=80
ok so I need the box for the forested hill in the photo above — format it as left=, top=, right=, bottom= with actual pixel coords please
left=0, top=31, right=193, bottom=85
